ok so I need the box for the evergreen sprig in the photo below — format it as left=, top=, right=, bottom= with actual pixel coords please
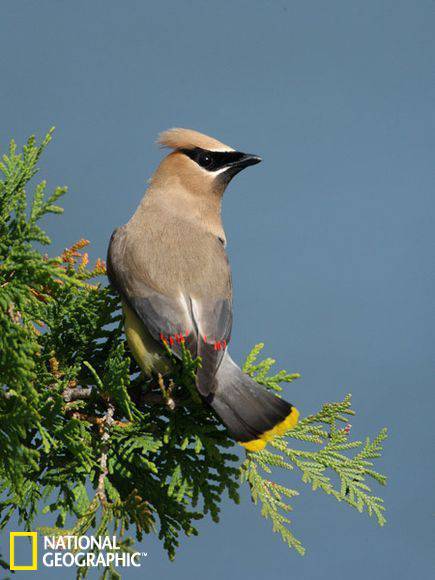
left=0, top=132, right=387, bottom=578
left=242, top=349, right=387, bottom=554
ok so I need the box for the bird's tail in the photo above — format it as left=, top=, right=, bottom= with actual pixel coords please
left=207, top=355, right=299, bottom=451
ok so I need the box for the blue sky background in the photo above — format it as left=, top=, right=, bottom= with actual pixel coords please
left=1, top=1, right=434, bottom=578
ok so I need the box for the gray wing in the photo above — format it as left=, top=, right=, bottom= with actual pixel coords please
left=107, top=226, right=232, bottom=396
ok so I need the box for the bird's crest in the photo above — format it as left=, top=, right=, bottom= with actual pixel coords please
left=157, top=128, right=234, bottom=152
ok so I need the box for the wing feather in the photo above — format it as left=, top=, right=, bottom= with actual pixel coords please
left=107, top=226, right=232, bottom=396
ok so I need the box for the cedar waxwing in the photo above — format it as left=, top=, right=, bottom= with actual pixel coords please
left=107, top=128, right=298, bottom=451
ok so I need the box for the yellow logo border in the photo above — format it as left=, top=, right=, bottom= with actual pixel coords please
left=10, top=531, right=38, bottom=571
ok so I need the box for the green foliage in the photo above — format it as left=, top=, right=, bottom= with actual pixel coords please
left=0, top=132, right=387, bottom=578
left=241, top=370, right=387, bottom=554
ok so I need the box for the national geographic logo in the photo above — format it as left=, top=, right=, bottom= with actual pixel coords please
left=8, top=532, right=148, bottom=570
left=9, top=532, right=38, bottom=571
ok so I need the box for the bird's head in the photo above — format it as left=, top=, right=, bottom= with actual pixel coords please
left=151, top=128, right=261, bottom=198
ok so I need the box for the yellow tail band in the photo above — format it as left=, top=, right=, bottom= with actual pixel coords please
left=239, top=406, right=300, bottom=452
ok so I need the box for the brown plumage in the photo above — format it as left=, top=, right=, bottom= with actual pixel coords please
left=107, top=128, right=299, bottom=451
left=157, top=127, right=234, bottom=152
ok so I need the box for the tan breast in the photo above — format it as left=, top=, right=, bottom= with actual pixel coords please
left=127, top=207, right=232, bottom=300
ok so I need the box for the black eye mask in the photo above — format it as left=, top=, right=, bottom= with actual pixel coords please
left=180, top=147, right=246, bottom=172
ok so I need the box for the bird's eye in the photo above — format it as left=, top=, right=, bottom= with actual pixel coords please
left=198, top=152, right=213, bottom=169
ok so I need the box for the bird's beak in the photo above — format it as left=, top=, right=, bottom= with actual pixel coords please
left=232, top=153, right=262, bottom=170
left=217, top=151, right=262, bottom=185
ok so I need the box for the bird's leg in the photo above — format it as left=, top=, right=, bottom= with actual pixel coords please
left=157, top=373, right=176, bottom=411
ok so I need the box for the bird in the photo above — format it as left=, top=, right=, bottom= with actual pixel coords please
left=107, top=128, right=299, bottom=451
